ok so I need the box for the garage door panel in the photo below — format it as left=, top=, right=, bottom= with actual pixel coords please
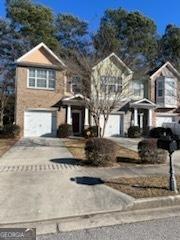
left=156, top=116, right=174, bottom=127
left=100, top=114, right=123, bottom=137
left=24, top=111, right=57, bottom=137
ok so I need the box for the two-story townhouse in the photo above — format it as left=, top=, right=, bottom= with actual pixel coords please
left=15, top=43, right=68, bottom=137
left=15, top=43, right=180, bottom=138
left=61, top=53, right=157, bottom=136
left=148, top=61, right=180, bottom=127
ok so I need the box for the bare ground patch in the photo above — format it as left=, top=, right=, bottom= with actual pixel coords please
left=106, top=176, right=180, bottom=198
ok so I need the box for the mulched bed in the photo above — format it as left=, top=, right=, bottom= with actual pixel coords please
left=0, top=138, right=18, bottom=158
left=63, top=138, right=139, bottom=167
left=106, top=176, right=180, bottom=198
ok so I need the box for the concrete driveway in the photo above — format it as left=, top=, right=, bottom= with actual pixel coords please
left=0, top=137, right=133, bottom=224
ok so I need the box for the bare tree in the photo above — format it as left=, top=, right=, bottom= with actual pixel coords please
left=0, top=19, right=31, bottom=127
left=0, top=69, right=14, bottom=127
left=67, top=50, right=133, bottom=137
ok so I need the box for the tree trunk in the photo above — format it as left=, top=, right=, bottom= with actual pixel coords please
left=0, top=100, right=4, bottom=128
left=102, top=115, right=109, bottom=138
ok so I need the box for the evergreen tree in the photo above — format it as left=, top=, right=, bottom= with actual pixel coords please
left=6, top=0, right=59, bottom=50
left=0, top=19, right=31, bottom=126
left=55, top=13, right=89, bottom=57
left=94, top=8, right=158, bottom=70
left=160, top=24, right=180, bottom=70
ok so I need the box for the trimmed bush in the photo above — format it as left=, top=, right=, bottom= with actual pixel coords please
left=85, top=138, right=118, bottom=166
left=83, top=126, right=98, bottom=138
left=58, top=124, right=73, bottom=138
left=128, top=126, right=141, bottom=138
left=0, top=124, right=20, bottom=138
left=138, top=138, right=167, bottom=164
left=148, top=127, right=173, bottom=138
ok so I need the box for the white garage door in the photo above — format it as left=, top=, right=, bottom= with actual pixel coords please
left=156, top=116, right=174, bottom=127
left=24, top=111, right=57, bottom=137
left=100, top=114, right=123, bottom=137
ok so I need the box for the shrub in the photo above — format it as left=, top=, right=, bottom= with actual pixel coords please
left=148, top=127, right=172, bottom=138
left=58, top=124, right=73, bottom=138
left=85, top=138, right=118, bottom=166
left=0, top=124, right=20, bottom=138
left=128, top=126, right=141, bottom=138
left=83, top=126, right=99, bottom=138
left=138, top=138, right=167, bottom=164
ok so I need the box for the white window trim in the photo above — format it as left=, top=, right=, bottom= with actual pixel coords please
left=27, top=68, right=56, bottom=91
left=100, top=76, right=122, bottom=94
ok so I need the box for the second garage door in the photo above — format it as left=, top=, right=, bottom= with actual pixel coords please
left=100, top=114, right=123, bottom=137
left=156, top=116, right=174, bottom=127
left=24, top=111, right=57, bottom=137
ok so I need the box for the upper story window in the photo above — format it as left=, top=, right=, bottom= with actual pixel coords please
left=166, top=79, right=175, bottom=97
left=156, top=77, right=177, bottom=107
left=100, top=76, right=122, bottom=94
left=70, top=76, right=82, bottom=94
left=157, top=79, right=164, bottom=97
left=28, top=68, right=56, bottom=90
left=133, top=80, right=144, bottom=97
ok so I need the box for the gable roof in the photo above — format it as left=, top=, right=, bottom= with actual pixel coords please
left=63, top=94, right=89, bottom=102
left=150, top=62, right=180, bottom=79
left=130, top=98, right=156, bottom=109
left=16, top=42, right=66, bottom=68
left=92, top=53, right=133, bottom=74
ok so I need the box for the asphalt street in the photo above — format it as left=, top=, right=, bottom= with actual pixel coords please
left=38, top=216, right=180, bottom=240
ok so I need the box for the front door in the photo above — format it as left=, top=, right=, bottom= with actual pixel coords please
left=72, top=111, right=81, bottom=135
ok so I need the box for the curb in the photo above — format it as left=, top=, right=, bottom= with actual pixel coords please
left=130, top=194, right=180, bottom=211
left=1, top=195, right=180, bottom=235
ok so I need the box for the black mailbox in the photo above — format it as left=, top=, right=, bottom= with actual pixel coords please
left=157, top=136, right=177, bottom=154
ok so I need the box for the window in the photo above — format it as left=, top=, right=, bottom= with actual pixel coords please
left=28, top=68, right=56, bottom=90
left=157, top=79, right=164, bottom=97
left=71, top=76, right=82, bottom=94
left=100, top=76, right=122, bottom=94
left=166, top=79, right=175, bottom=97
left=133, top=81, right=144, bottom=97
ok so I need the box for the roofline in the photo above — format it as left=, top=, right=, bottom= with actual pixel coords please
left=63, top=94, right=89, bottom=101
left=92, top=52, right=133, bottom=74
left=131, top=98, right=156, bottom=106
left=150, top=61, right=180, bottom=79
left=16, top=42, right=66, bottom=68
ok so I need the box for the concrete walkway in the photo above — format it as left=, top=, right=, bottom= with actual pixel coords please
left=109, top=137, right=142, bottom=152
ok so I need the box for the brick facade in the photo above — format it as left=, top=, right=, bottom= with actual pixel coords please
left=15, top=48, right=67, bottom=136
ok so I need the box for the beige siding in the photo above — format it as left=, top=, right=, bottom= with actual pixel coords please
left=91, top=57, right=133, bottom=98
left=20, top=47, right=60, bottom=65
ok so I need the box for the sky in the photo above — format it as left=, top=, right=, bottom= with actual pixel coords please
left=0, top=0, right=180, bottom=35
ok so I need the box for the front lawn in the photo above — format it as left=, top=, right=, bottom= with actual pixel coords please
left=0, top=138, right=18, bottom=158
left=106, top=176, right=180, bottom=198
left=63, top=138, right=139, bottom=166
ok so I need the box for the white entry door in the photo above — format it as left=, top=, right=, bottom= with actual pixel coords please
left=100, top=114, right=123, bottom=137
left=24, top=111, right=57, bottom=137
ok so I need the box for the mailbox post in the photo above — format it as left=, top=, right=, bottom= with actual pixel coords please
left=157, top=136, right=178, bottom=193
